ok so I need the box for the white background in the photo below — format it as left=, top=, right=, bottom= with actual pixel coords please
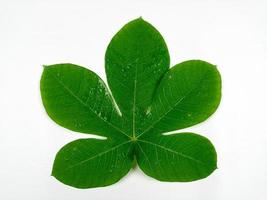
left=1, top=0, right=267, bottom=199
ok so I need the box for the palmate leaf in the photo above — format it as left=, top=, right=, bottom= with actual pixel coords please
left=40, top=18, right=221, bottom=189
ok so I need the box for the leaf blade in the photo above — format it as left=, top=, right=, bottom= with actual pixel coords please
left=136, top=133, right=217, bottom=182
left=52, top=138, right=133, bottom=188
left=40, top=63, right=129, bottom=139
left=105, top=18, right=170, bottom=136
left=138, top=60, right=221, bottom=137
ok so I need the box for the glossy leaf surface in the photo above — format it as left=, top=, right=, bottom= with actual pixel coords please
left=138, top=60, right=221, bottom=138
left=52, top=139, right=133, bottom=188
left=105, top=18, right=170, bottom=136
left=40, top=18, right=221, bottom=188
left=136, top=133, right=217, bottom=182
left=41, top=63, right=127, bottom=139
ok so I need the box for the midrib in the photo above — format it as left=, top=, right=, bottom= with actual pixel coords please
left=132, top=67, right=137, bottom=140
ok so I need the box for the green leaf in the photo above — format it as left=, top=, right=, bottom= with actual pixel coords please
left=40, top=63, right=128, bottom=139
left=52, top=139, right=133, bottom=188
left=136, top=133, right=217, bottom=182
left=105, top=18, right=170, bottom=136
left=137, top=60, right=221, bottom=138
left=40, top=18, right=222, bottom=188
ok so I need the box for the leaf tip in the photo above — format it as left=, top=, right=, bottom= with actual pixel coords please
left=42, top=64, right=53, bottom=69
left=135, top=16, right=146, bottom=23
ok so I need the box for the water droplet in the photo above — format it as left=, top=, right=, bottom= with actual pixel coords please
left=145, top=107, right=152, bottom=116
